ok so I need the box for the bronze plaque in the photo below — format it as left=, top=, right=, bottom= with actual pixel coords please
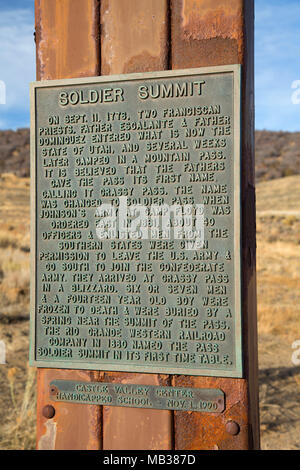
left=30, top=66, right=242, bottom=377
left=50, top=380, right=225, bottom=413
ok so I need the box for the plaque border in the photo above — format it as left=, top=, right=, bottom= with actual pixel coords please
left=29, top=65, right=243, bottom=378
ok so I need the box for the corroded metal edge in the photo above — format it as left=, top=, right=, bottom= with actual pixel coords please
left=30, top=64, right=240, bottom=88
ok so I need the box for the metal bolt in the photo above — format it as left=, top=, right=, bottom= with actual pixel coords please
left=226, top=420, right=240, bottom=436
left=42, top=404, right=55, bottom=419
left=50, top=385, right=58, bottom=395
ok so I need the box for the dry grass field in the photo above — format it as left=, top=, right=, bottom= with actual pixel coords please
left=0, top=173, right=299, bottom=450
left=256, top=176, right=300, bottom=449
left=0, top=174, right=35, bottom=449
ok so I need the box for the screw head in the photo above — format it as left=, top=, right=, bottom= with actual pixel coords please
left=42, top=404, right=55, bottom=419
left=50, top=385, right=58, bottom=395
left=225, top=420, right=240, bottom=436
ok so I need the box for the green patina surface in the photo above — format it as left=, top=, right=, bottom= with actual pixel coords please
left=30, top=66, right=242, bottom=377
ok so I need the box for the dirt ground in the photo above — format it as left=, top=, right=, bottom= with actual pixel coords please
left=0, top=173, right=299, bottom=450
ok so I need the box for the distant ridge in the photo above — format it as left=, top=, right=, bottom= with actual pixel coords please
left=256, top=130, right=300, bottom=181
left=0, top=129, right=30, bottom=177
left=0, top=128, right=300, bottom=182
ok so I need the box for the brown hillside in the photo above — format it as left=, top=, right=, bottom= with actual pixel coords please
left=256, top=130, right=300, bottom=181
left=0, top=128, right=300, bottom=181
left=0, top=129, right=30, bottom=177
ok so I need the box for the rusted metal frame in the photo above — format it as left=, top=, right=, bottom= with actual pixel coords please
left=170, top=0, right=259, bottom=450
left=241, top=0, right=260, bottom=448
left=99, top=0, right=173, bottom=450
left=34, top=0, right=102, bottom=450
left=36, top=369, right=102, bottom=450
left=34, top=0, right=259, bottom=451
left=35, top=0, right=100, bottom=80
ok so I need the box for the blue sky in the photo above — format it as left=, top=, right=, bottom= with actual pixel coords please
left=255, top=0, right=300, bottom=131
left=0, top=0, right=299, bottom=131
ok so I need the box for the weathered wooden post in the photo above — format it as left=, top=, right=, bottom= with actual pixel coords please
left=31, top=0, right=259, bottom=450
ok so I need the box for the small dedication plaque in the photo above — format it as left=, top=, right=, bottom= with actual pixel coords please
left=30, top=65, right=242, bottom=377
left=50, top=380, right=225, bottom=413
